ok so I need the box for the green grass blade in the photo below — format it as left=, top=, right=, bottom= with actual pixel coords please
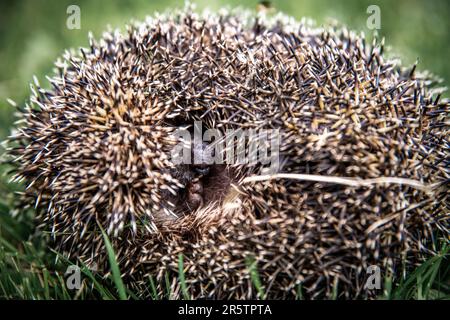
left=99, top=226, right=127, bottom=300
left=53, top=250, right=115, bottom=300
left=164, top=272, right=172, bottom=300
left=246, top=256, right=265, bottom=299
left=42, top=268, right=50, bottom=300
left=148, top=275, right=158, bottom=300
left=178, top=253, right=190, bottom=300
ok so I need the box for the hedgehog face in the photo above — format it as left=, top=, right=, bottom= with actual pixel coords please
left=165, top=140, right=235, bottom=218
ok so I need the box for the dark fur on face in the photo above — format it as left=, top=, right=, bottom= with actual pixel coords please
left=160, top=141, right=234, bottom=222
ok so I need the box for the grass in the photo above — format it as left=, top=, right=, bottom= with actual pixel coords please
left=388, top=244, right=450, bottom=300
left=0, top=203, right=448, bottom=299
left=178, top=253, right=190, bottom=300
left=246, top=256, right=266, bottom=299
left=100, top=226, right=127, bottom=300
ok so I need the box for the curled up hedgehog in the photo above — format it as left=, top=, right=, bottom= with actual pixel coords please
left=5, top=7, right=449, bottom=299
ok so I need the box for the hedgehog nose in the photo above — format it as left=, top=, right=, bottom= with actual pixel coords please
left=194, top=166, right=210, bottom=176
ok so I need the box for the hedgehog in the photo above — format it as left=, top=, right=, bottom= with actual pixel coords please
left=5, top=6, right=449, bottom=299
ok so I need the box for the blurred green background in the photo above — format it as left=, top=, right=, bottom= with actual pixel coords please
left=0, top=0, right=449, bottom=141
